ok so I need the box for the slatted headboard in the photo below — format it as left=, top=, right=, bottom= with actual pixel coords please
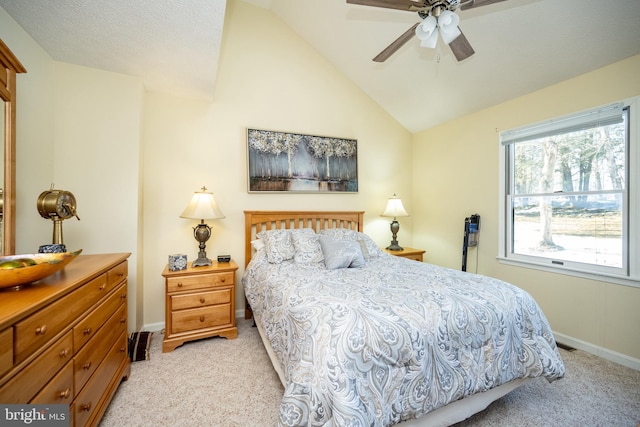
left=244, top=210, right=364, bottom=267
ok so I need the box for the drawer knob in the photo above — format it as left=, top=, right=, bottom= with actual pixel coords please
left=220, top=278, right=226, bottom=283
left=59, top=388, right=71, bottom=399
left=83, top=361, right=92, bottom=370
left=120, top=318, right=126, bottom=324
left=81, top=402, right=92, bottom=412
left=199, top=315, right=205, bottom=322
left=120, top=346, right=126, bottom=353
left=59, top=348, right=69, bottom=358
left=118, top=272, right=124, bottom=277
left=177, top=282, right=183, bottom=287
left=99, top=283, right=106, bottom=290
left=35, top=325, right=47, bottom=335
left=120, top=293, right=126, bottom=300
left=83, top=327, right=92, bottom=335
left=199, top=297, right=206, bottom=304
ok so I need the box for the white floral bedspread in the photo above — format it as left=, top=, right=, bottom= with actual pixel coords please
left=243, top=252, right=565, bottom=427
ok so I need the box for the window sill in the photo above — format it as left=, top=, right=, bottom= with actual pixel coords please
left=496, top=256, right=640, bottom=289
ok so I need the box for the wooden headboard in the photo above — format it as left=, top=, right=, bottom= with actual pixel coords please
left=244, top=210, right=364, bottom=267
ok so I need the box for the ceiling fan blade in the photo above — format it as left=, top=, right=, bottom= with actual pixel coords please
left=448, top=30, right=475, bottom=61
left=373, top=23, right=420, bottom=62
left=460, top=0, right=508, bottom=11
left=347, top=0, right=423, bottom=12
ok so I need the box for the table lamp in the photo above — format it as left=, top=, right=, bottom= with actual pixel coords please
left=381, top=193, right=409, bottom=251
left=180, top=187, right=225, bottom=267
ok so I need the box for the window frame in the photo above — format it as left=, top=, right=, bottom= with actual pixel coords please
left=498, top=97, right=639, bottom=288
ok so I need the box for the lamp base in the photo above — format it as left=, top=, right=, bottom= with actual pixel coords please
left=192, top=256, right=212, bottom=267
left=386, top=242, right=404, bottom=251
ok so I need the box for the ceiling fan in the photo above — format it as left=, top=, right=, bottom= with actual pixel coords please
left=347, top=0, right=507, bottom=62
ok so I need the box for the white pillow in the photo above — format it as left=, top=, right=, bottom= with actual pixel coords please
left=256, top=229, right=294, bottom=264
left=291, top=229, right=324, bottom=264
left=318, top=235, right=365, bottom=269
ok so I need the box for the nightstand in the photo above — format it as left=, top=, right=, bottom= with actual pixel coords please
left=383, top=247, right=425, bottom=262
left=162, top=260, right=238, bottom=352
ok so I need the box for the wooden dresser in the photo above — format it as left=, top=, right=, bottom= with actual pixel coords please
left=0, top=253, right=131, bottom=427
left=162, top=260, right=238, bottom=352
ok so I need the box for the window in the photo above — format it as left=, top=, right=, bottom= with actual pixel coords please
left=499, top=99, right=639, bottom=285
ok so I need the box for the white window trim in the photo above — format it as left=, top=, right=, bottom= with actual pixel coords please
left=498, top=97, right=640, bottom=288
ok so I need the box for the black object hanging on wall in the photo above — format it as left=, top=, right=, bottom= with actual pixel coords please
left=462, top=214, right=480, bottom=272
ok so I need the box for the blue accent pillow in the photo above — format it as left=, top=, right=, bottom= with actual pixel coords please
left=318, top=236, right=366, bottom=269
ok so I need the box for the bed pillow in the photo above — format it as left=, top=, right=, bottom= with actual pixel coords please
left=291, top=229, right=324, bottom=264
left=256, top=229, right=294, bottom=264
left=318, top=228, right=359, bottom=241
left=318, top=235, right=366, bottom=269
left=357, top=232, right=384, bottom=259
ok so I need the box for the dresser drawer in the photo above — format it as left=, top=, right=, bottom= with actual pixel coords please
left=171, top=288, right=231, bottom=311
left=74, top=331, right=128, bottom=427
left=14, top=273, right=108, bottom=363
left=106, top=261, right=128, bottom=291
left=167, top=271, right=234, bottom=293
left=74, top=282, right=127, bottom=351
left=74, top=303, right=127, bottom=393
left=30, top=361, right=74, bottom=405
left=0, top=328, right=12, bottom=377
left=0, top=331, right=73, bottom=403
left=171, top=304, right=232, bottom=334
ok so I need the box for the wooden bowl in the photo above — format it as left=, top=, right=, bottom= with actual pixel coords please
left=0, top=249, right=82, bottom=290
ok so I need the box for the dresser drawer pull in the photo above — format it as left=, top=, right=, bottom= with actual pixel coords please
left=220, top=278, right=226, bottom=283
left=59, top=388, right=71, bottom=399
left=83, top=327, right=92, bottom=335
left=118, top=272, right=124, bottom=277
left=120, top=346, right=126, bottom=353
left=81, top=402, right=92, bottom=412
left=99, top=283, right=106, bottom=290
left=199, top=297, right=206, bottom=304
left=199, top=315, right=205, bottom=322
left=177, top=282, right=183, bottom=287
left=120, top=318, right=126, bottom=324
left=59, top=348, right=69, bottom=358
left=83, top=361, right=92, bottom=370
left=120, top=293, right=126, bottom=300
left=35, top=325, right=47, bottom=335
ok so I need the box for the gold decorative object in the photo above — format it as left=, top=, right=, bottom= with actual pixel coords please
left=0, top=249, right=82, bottom=290
left=37, top=185, right=80, bottom=252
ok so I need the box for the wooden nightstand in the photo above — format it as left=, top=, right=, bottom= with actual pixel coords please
left=162, top=260, right=239, bottom=352
left=383, top=247, right=425, bottom=262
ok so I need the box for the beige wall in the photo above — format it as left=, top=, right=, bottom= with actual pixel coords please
left=141, top=0, right=413, bottom=327
left=412, top=54, right=640, bottom=365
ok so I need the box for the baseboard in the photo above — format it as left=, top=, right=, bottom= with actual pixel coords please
left=553, top=331, right=640, bottom=371
left=140, top=321, right=165, bottom=332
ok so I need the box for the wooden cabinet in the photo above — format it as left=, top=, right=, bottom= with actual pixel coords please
left=383, top=247, right=425, bottom=262
left=0, top=253, right=130, bottom=427
left=162, top=260, right=238, bottom=352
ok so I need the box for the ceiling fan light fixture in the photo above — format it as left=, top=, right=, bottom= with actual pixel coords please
left=415, top=15, right=438, bottom=48
left=438, top=10, right=462, bottom=44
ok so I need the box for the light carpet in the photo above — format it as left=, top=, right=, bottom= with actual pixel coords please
left=100, top=319, right=640, bottom=427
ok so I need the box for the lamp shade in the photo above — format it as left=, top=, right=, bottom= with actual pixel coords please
left=180, top=187, right=225, bottom=220
left=381, top=194, right=409, bottom=218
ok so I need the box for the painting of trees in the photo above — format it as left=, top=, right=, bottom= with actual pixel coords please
left=247, top=129, right=357, bottom=192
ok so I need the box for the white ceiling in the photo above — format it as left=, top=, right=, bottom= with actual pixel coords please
left=1, top=0, right=639, bottom=133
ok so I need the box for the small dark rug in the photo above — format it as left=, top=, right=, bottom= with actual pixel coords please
left=128, top=331, right=153, bottom=362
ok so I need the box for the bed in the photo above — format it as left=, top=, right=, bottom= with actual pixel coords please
left=242, top=211, right=565, bottom=427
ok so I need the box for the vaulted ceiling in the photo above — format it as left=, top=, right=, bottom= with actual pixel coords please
left=1, top=0, right=639, bottom=133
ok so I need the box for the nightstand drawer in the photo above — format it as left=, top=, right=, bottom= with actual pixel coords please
left=171, top=304, right=231, bottom=334
left=171, top=288, right=231, bottom=311
left=166, top=271, right=234, bottom=293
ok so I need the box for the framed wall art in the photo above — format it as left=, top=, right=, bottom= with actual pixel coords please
left=247, top=128, right=358, bottom=193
